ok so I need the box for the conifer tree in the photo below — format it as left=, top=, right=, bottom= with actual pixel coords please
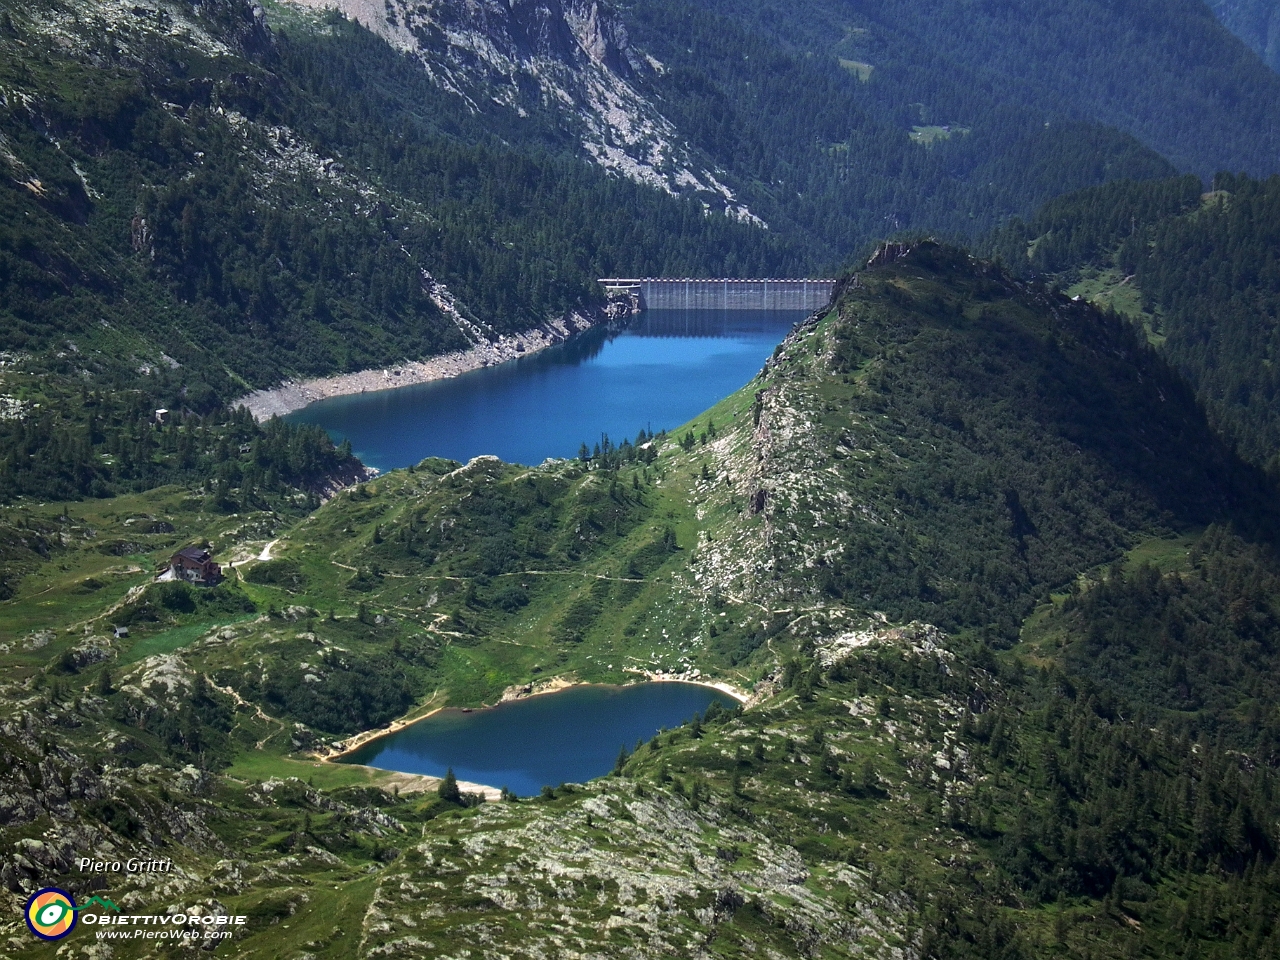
left=438, top=768, right=461, bottom=803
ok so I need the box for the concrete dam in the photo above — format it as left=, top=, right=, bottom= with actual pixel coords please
left=599, top=278, right=837, bottom=312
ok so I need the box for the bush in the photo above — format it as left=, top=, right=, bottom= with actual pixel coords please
left=492, top=585, right=529, bottom=612
left=244, top=559, right=308, bottom=592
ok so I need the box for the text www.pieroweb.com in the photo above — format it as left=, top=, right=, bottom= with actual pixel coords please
left=96, top=928, right=233, bottom=941
left=82, top=914, right=246, bottom=940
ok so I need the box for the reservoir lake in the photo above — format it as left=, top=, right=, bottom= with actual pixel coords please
left=339, top=682, right=740, bottom=796
left=306, top=310, right=788, bottom=790
left=287, top=308, right=807, bottom=471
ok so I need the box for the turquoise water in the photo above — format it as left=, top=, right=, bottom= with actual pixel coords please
left=287, top=309, right=805, bottom=471
left=339, top=682, right=738, bottom=796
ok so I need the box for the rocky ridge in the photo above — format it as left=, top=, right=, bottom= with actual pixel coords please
left=281, top=0, right=762, bottom=221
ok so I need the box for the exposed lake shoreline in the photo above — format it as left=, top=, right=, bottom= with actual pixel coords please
left=622, top=670, right=750, bottom=705
left=236, top=308, right=613, bottom=421
left=317, top=676, right=751, bottom=781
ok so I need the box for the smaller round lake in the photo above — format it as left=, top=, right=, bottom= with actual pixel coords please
left=339, top=682, right=739, bottom=796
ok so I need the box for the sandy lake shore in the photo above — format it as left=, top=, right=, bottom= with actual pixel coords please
left=623, top=668, right=751, bottom=703
left=318, top=697, right=449, bottom=763
left=237, top=309, right=603, bottom=421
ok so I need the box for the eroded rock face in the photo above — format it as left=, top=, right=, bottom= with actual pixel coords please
left=188, top=0, right=274, bottom=59
left=283, top=0, right=639, bottom=96
left=411, top=0, right=635, bottom=74
left=562, top=0, right=635, bottom=76
left=281, top=0, right=762, bottom=219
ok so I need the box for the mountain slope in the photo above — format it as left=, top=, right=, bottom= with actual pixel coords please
left=2, top=0, right=1244, bottom=448
left=619, top=0, right=1176, bottom=261
left=280, top=0, right=760, bottom=218
left=718, top=242, right=1272, bottom=640
left=656, top=0, right=1280, bottom=178
left=1209, top=0, right=1280, bottom=72
left=0, top=0, right=792, bottom=404
left=269, top=0, right=1180, bottom=270
left=984, top=173, right=1280, bottom=476
left=3, top=0, right=1275, bottom=431
left=5, top=244, right=1280, bottom=957
left=268, top=0, right=1280, bottom=274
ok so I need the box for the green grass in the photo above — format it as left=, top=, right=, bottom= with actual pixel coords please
left=0, top=487, right=280, bottom=637
left=188, top=391, right=783, bottom=716
left=226, top=750, right=390, bottom=789
left=1123, top=529, right=1199, bottom=573
left=1019, top=529, right=1203, bottom=656
left=909, top=125, right=969, bottom=145
left=1065, top=266, right=1163, bottom=342
left=120, top=613, right=259, bottom=663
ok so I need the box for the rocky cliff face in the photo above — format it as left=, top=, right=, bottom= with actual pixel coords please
left=283, top=0, right=762, bottom=222
left=404, top=0, right=641, bottom=77
left=563, top=0, right=635, bottom=77
left=1208, top=0, right=1280, bottom=72
left=188, top=0, right=274, bottom=59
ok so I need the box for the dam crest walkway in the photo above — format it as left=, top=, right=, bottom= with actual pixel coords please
left=599, top=278, right=837, bottom=312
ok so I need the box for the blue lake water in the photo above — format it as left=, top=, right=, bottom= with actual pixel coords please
left=339, top=682, right=739, bottom=796
left=287, top=309, right=806, bottom=471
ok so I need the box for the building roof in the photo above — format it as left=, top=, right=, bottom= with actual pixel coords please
left=174, top=546, right=213, bottom=563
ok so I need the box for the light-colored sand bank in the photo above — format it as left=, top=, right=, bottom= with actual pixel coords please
left=624, top=668, right=751, bottom=703
left=318, top=696, right=447, bottom=762
left=347, top=765, right=502, bottom=802
left=319, top=708, right=503, bottom=801
left=237, top=310, right=601, bottom=421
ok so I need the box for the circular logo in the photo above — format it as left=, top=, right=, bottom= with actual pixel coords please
left=25, top=888, right=78, bottom=941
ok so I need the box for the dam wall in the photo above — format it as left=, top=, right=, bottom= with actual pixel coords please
left=600, top=278, right=837, bottom=312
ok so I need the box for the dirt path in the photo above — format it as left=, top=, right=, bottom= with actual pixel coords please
left=209, top=677, right=288, bottom=749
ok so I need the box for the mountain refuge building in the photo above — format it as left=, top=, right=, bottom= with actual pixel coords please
left=168, top=547, right=222, bottom=585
